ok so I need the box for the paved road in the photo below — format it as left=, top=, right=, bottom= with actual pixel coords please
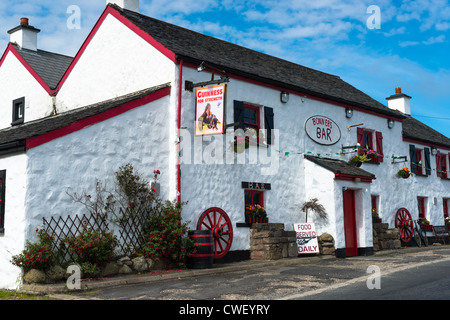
left=67, top=246, right=450, bottom=301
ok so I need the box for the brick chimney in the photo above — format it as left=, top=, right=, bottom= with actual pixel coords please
left=386, top=87, right=411, bottom=115
left=7, top=17, right=40, bottom=51
left=107, top=0, right=140, bottom=12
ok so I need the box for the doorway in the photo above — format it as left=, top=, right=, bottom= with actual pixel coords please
left=343, top=189, right=358, bottom=257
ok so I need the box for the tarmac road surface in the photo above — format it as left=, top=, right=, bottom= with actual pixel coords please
left=53, top=245, right=450, bottom=301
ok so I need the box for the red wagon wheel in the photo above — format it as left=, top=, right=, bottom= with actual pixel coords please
left=395, top=208, right=414, bottom=243
left=197, top=207, right=233, bottom=259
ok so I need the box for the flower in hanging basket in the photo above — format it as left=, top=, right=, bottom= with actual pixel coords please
left=397, top=167, right=411, bottom=179
left=349, top=154, right=368, bottom=167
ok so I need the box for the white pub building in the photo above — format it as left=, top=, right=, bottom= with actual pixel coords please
left=0, top=0, right=449, bottom=289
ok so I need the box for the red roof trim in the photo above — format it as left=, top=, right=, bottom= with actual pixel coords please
left=402, top=136, right=450, bottom=151
left=26, top=85, right=171, bottom=150
left=0, top=43, right=54, bottom=95
left=53, top=5, right=176, bottom=94
left=180, top=61, right=404, bottom=122
left=334, top=173, right=375, bottom=183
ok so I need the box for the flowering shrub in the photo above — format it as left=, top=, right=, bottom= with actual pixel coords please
left=11, top=228, right=55, bottom=272
left=139, top=200, right=196, bottom=269
left=63, top=226, right=118, bottom=269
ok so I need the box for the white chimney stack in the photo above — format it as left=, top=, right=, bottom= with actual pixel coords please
left=7, top=18, right=40, bottom=51
left=107, top=0, right=140, bottom=13
left=386, top=87, right=411, bottom=115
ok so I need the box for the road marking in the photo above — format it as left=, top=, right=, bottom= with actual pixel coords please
left=279, top=255, right=450, bottom=300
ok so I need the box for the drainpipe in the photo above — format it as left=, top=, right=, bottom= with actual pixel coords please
left=177, top=59, right=183, bottom=204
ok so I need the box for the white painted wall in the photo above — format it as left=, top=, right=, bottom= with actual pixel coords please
left=0, top=51, right=53, bottom=130
left=24, top=95, right=172, bottom=241
left=0, top=152, right=27, bottom=289
left=56, top=13, right=175, bottom=112
left=178, top=65, right=449, bottom=254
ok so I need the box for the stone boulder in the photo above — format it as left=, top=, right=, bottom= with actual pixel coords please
left=132, top=256, right=149, bottom=272
left=23, top=269, right=47, bottom=284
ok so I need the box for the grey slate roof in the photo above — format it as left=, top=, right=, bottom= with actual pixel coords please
left=403, top=116, right=450, bottom=148
left=304, top=155, right=376, bottom=178
left=12, top=44, right=73, bottom=90
left=112, top=4, right=404, bottom=119
left=0, top=83, right=171, bottom=148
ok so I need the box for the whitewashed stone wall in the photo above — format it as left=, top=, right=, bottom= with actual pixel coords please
left=0, top=50, right=53, bottom=130
left=0, top=153, right=27, bottom=289
left=55, top=13, right=175, bottom=112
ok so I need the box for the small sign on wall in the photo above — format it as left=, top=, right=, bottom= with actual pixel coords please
left=195, top=84, right=226, bottom=136
left=293, top=222, right=319, bottom=254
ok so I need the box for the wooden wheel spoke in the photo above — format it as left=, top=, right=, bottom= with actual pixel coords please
left=197, top=207, right=233, bottom=259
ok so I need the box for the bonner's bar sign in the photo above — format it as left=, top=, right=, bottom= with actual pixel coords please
left=241, top=182, right=271, bottom=190
left=305, top=115, right=341, bottom=145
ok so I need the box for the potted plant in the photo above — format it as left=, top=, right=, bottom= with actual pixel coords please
left=364, top=148, right=378, bottom=163
left=245, top=204, right=268, bottom=223
left=419, top=218, right=433, bottom=230
left=349, top=154, right=368, bottom=167
left=372, top=209, right=381, bottom=223
left=397, top=167, right=411, bottom=179
left=445, top=217, right=450, bottom=229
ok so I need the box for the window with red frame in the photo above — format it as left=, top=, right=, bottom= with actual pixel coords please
left=415, top=148, right=423, bottom=175
left=243, top=104, right=260, bottom=132
left=417, top=197, right=426, bottom=220
left=245, top=190, right=264, bottom=208
left=0, top=170, right=5, bottom=234
left=357, top=128, right=383, bottom=162
left=436, top=151, right=448, bottom=178
left=444, top=199, right=449, bottom=219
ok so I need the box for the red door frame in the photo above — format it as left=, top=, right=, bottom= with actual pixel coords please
left=343, top=189, right=358, bottom=257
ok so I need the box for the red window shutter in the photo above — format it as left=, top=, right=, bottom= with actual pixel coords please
left=357, top=128, right=364, bottom=156
left=375, top=131, right=384, bottom=162
left=436, top=151, right=442, bottom=177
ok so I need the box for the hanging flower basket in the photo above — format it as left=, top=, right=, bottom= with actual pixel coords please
left=349, top=154, right=368, bottom=167
left=397, top=167, right=411, bottom=179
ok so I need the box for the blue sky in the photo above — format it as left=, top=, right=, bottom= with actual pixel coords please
left=1, top=0, right=449, bottom=138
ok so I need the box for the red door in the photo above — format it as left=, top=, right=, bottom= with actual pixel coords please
left=343, top=189, right=358, bottom=257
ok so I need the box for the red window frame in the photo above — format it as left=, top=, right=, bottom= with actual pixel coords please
left=371, top=195, right=377, bottom=211
left=415, top=149, right=423, bottom=175
left=444, top=199, right=449, bottom=219
left=357, top=128, right=383, bottom=162
left=441, top=154, right=448, bottom=178
left=0, top=170, right=5, bottom=234
left=243, top=104, right=260, bottom=131
left=417, top=197, right=426, bottom=220
left=245, top=190, right=264, bottom=208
